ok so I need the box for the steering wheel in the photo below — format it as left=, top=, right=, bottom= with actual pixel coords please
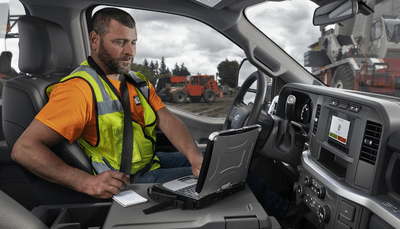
left=222, top=70, right=267, bottom=130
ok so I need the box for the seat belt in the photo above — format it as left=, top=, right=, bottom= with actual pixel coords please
left=119, top=74, right=155, bottom=183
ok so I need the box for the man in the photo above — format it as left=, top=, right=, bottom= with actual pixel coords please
left=11, top=8, right=203, bottom=200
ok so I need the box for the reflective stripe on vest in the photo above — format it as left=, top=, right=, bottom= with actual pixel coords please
left=50, top=60, right=159, bottom=174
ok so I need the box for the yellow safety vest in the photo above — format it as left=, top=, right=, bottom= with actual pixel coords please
left=48, top=60, right=160, bottom=174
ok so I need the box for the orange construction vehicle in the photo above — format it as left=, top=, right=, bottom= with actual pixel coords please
left=155, top=75, right=218, bottom=103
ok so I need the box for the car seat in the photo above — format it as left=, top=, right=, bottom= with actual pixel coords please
left=0, top=190, right=49, bottom=229
left=2, top=15, right=96, bottom=205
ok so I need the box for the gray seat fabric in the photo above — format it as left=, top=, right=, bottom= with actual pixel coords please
left=2, top=15, right=92, bottom=174
left=2, top=16, right=96, bottom=206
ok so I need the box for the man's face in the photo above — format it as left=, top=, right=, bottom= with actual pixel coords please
left=97, top=19, right=137, bottom=74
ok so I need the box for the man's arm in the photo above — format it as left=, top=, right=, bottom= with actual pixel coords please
left=11, top=119, right=130, bottom=199
left=156, top=107, right=203, bottom=177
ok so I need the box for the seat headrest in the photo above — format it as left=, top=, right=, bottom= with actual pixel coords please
left=18, top=15, right=73, bottom=75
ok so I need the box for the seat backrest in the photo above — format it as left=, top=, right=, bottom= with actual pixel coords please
left=2, top=15, right=92, bottom=174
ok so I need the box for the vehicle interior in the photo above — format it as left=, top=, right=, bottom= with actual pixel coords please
left=1, top=0, right=400, bottom=228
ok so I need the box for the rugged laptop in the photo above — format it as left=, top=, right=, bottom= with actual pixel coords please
left=145, top=124, right=261, bottom=213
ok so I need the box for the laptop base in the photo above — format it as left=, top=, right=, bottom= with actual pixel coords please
left=146, top=182, right=245, bottom=213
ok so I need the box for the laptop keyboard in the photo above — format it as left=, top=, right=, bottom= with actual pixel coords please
left=175, top=183, right=200, bottom=200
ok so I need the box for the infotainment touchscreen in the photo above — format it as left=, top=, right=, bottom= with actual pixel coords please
left=329, top=115, right=351, bottom=145
left=326, top=110, right=355, bottom=154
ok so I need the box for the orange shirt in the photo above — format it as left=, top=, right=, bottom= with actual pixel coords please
left=36, top=76, right=165, bottom=145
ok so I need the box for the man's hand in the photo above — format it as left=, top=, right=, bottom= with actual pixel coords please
left=82, top=171, right=130, bottom=199
left=156, top=107, right=204, bottom=177
left=190, top=153, right=203, bottom=177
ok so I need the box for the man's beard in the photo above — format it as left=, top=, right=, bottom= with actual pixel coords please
left=98, top=40, right=132, bottom=74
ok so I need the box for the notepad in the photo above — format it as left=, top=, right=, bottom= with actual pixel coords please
left=113, top=190, right=148, bottom=207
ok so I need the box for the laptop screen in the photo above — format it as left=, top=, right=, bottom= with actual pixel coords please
left=195, top=125, right=261, bottom=196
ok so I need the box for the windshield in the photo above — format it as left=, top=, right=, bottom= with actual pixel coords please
left=384, top=18, right=400, bottom=42
left=246, top=0, right=400, bottom=98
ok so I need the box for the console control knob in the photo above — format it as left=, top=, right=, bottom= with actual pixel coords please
left=316, top=187, right=326, bottom=199
left=304, top=176, right=312, bottom=187
left=295, top=183, right=304, bottom=198
left=318, top=205, right=330, bottom=223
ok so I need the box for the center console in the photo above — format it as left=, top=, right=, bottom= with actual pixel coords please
left=278, top=83, right=400, bottom=229
left=31, top=183, right=280, bottom=229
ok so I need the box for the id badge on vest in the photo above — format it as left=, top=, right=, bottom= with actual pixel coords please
left=134, top=96, right=141, bottom=106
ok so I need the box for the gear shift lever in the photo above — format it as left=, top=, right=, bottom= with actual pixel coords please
left=285, top=95, right=296, bottom=133
left=278, top=95, right=296, bottom=151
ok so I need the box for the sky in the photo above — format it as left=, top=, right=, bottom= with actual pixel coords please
left=1, top=0, right=321, bottom=75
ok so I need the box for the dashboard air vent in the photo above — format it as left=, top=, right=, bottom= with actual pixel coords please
left=312, top=105, right=321, bottom=135
left=359, top=121, right=382, bottom=165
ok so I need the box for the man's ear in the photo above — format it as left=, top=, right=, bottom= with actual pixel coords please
left=89, top=31, right=99, bottom=50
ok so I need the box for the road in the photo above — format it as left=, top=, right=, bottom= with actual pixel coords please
left=163, top=96, right=235, bottom=118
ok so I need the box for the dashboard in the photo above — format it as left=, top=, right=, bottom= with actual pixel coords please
left=276, top=83, right=400, bottom=229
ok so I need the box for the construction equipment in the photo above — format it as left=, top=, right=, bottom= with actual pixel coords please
left=155, top=75, right=218, bottom=103
left=304, top=0, right=400, bottom=95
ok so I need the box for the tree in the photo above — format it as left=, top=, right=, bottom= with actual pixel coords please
left=171, top=62, right=190, bottom=76
left=159, top=57, right=169, bottom=75
left=154, top=61, right=159, bottom=75
left=143, top=59, right=149, bottom=69
left=131, top=63, right=156, bottom=84
left=217, top=59, right=239, bottom=88
left=148, top=61, right=155, bottom=73
left=179, top=63, right=190, bottom=76
left=172, top=63, right=180, bottom=75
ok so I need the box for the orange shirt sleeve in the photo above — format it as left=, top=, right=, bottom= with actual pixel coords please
left=35, top=78, right=96, bottom=144
left=148, top=81, right=165, bottom=112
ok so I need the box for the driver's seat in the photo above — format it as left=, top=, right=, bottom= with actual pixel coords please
left=2, top=15, right=95, bottom=205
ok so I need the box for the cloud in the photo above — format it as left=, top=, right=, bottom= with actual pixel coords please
left=132, top=8, right=244, bottom=75
left=247, top=1, right=320, bottom=65
left=132, top=1, right=320, bottom=75
left=5, top=1, right=320, bottom=75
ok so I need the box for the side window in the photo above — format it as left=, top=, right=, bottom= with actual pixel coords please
left=0, top=0, right=25, bottom=98
left=371, top=20, right=383, bottom=40
left=96, top=7, right=244, bottom=118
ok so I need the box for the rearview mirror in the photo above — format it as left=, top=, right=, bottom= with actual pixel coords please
left=313, top=0, right=358, bottom=26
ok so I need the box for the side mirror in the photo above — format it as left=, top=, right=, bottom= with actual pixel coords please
left=313, top=0, right=358, bottom=26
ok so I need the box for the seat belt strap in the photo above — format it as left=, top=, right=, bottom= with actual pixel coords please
left=119, top=75, right=134, bottom=175
left=119, top=74, right=156, bottom=182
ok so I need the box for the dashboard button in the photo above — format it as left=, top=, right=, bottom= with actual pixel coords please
left=340, top=201, right=355, bottom=221
left=336, top=220, right=351, bottom=229
left=338, top=102, right=349, bottom=109
left=349, top=105, right=361, bottom=113
left=329, top=100, right=339, bottom=106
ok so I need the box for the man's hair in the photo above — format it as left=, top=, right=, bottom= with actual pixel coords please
left=91, top=8, right=136, bottom=36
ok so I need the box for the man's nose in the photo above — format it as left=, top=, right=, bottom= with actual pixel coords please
left=124, top=43, right=136, bottom=56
